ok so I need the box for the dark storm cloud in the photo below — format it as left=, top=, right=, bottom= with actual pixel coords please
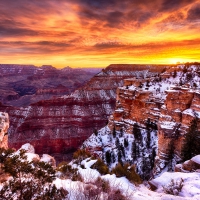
left=0, top=26, right=39, bottom=37
left=159, top=0, right=196, bottom=11
left=75, top=0, right=158, bottom=29
left=73, top=0, right=118, bottom=9
left=187, top=3, right=200, bottom=20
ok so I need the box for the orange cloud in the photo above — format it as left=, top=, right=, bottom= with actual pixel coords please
left=0, top=0, right=199, bottom=68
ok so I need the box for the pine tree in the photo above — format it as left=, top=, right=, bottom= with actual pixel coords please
left=124, top=138, right=129, bottom=148
left=181, top=118, right=200, bottom=161
left=105, top=150, right=111, bottom=165
left=133, top=123, right=141, bottom=141
left=119, top=128, right=123, bottom=137
left=118, top=151, right=122, bottom=164
left=94, top=129, right=98, bottom=136
left=111, top=152, right=116, bottom=163
left=146, top=129, right=151, bottom=148
left=120, top=144, right=125, bottom=157
left=146, top=80, right=150, bottom=87
left=115, top=137, right=120, bottom=149
left=0, top=148, right=67, bottom=200
left=112, top=126, right=116, bottom=138
left=173, top=70, right=177, bottom=78
left=131, top=142, right=137, bottom=160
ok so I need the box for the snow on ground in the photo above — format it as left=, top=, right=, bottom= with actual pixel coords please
left=54, top=163, right=200, bottom=200
left=54, top=157, right=200, bottom=199
left=150, top=172, right=200, bottom=198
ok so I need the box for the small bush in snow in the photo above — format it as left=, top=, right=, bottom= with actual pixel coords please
left=162, top=178, right=184, bottom=196
left=73, top=149, right=92, bottom=164
left=79, top=177, right=128, bottom=200
left=111, top=163, right=142, bottom=184
left=91, top=158, right=109, bottom=175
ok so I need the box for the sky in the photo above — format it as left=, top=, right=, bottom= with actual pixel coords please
left=0, top=0, right=200, bottom=68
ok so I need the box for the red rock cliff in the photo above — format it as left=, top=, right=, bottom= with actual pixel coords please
left=1, top=64, right=166, bottom=161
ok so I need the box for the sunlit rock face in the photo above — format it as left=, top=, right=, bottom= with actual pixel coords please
left=83, top=64, right=200, bottom=178
left=154, top=87, right=200, bottom=176
left=0, top=64, right=166, bottom=162
left=0, top=112, right=9, bottom=149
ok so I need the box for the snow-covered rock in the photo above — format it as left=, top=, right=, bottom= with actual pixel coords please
left=19, top=143, right=35, bottom=153
left=41, top=154, right=56, bottom=167
left=149, top=171, right=200, bottom=198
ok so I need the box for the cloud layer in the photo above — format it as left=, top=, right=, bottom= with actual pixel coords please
left=0, top=0, right=199, bottom=67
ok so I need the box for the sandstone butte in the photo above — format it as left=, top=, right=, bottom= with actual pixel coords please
left=0, top=64, right=167, bottom=161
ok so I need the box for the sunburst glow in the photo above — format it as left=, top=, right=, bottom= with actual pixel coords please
left=0, top=0, right=200, bottom=68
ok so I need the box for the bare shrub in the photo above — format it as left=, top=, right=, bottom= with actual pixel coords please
left=162, top=178, right=184, bottom=196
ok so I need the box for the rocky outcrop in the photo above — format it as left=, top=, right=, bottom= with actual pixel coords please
left=0, top=64, right=99, bottom=107
left=0, top=112, right=9, bottom=149
left=154, top=86, right=200, bottom=175
left=1, top=64, right=166, bottom=162
left=83, top=64, right=200, bottom=178
left=175, top=155, right=200, bottom=172
left=112, top=65, right=200, bottom=176
left=18, top=143, right=56, bottom=167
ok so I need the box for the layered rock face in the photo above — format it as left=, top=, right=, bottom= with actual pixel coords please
left=83, top=64, right=200, bottom=178
left=0, top=64, right=98, bottom=107
left=1, top=64, right=166, bottom=161
left=0, top=112, right=9, bottom=149
left=154, top=86, right=200, bottom=175
left=114, top=65, right=200, bottom=176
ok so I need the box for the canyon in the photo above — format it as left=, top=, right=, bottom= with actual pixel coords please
left=0, top=64, right=166, bottom=162
left=0, top=64, right=99, bottom=107
left=83, top=64, right=200, bottom=177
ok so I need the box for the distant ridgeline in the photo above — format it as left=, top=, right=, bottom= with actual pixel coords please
left=0, top=64, right=99, bottom=107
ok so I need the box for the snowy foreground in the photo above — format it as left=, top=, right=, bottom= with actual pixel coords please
left=53, top=157, right=200, bottom=200
left=1, top=144, right=200, bottom=200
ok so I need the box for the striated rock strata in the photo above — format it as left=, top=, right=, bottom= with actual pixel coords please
left=0, top=64, right=166, bottom=162
left=0, top=64, right=99, bottom=107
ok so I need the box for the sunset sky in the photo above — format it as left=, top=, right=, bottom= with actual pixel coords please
left=0, top=0, right=200, bottom=68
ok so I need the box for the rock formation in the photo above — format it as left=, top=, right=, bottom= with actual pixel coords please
left=83, top=64, right=200, bottom=178
left=0, top=112, right=9, bottom=149
left=175, top=155, right=200, bottom=172
left=0, top=64, right=166, bottom=162
left=0, top=64, right=99, bottom=107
